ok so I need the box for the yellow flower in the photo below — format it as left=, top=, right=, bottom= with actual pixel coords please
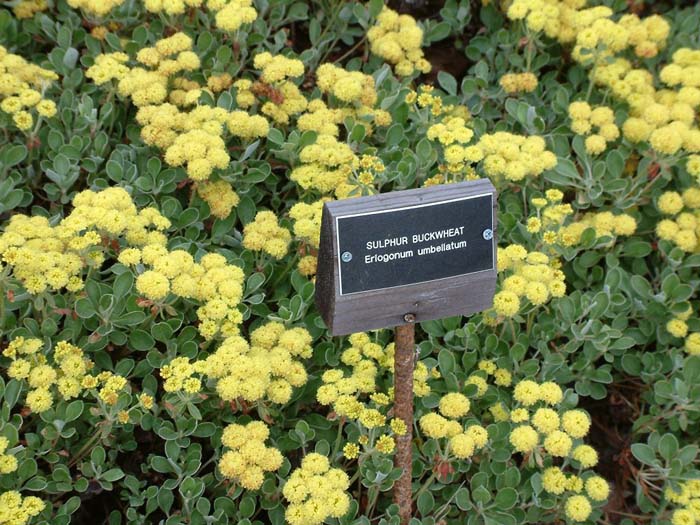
left=565, top=495, right=592, bottom=522
left=543, top=430, right=572, bottom=457
left=586, top=476, right=610, bottom=501
left=667, top=319, right=689, bottom=338
left=12, top=111, right=33, bottom=130
left=343, top=443, right=360, bottom=459
left=562, top=410, right=591, bottom=438
left=493, top=290, right=520, bottom=316
left=509, top=425, right=538, bottom=453
left=572, top=444, right=598, bottom=468
left=531, top=408, right=560, bottom=434
left=136, top=270, right=170, bottom=300
left=449, top=433, right=475, bottom=459
left=375, top=435, right=395, bottom=454
left=439, top=392, right=470, bottom=419
left=513, top=380, right=540, bottom=406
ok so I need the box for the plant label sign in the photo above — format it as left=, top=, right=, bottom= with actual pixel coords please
left=315, top=179, right=497, bottom=335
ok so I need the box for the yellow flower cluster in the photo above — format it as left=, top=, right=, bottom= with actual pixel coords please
left=617, top=14, right=671, bottom=58
left=0, top=437, right=17, bottom=474
left=242, top=211, right=291, bottom=259
left=666, top=305, right=693, bottom=341
left=571, top=8, right=669, bottom=63
left=448, top=425, right=489, bottom=460
left=89, top=34, right=269, bottom=181
left=666, top=480, right=700, bottom=525
left=137, top=104, right=267, bottom=179
left=316, top=333, right=391, bottom=412
left=218, top=421, right=283, bottom=490
left=0, top=45, right=57, bottom=131
left=524, top=190, right=636, bottom=248
left=480, top=133, right=558, bottom=182
left=85, top=52, right=130, bottom=85
left=426, top=123, right=556, bottom=182
left=283, top=453, right=351, bottom=525
left=568, top=102, right=619, bottom=155
left=211, top=0, right=257, bottom=32
left=343, top=417, right=405, bottom=459
left=587, top=52, right=699, bottom=156
left=655, top=188, right=700, bottom=253
left=196, top=322, right=311, bottom=403
left=130, top=250, right=245, bottom=340
left=317, top=333, right=431, bottom=433
left=289, top=200, right=325, bottom=250
left=419, top=412, right=489, bottom=457
left=408, top=84, right=472, bottom=123
left=345, top=154, right=386, bottom=195
left=505, top=2, right=692, bottom=160
left=142, top=0, right=204, bottom=16
left=66, top=0, right=124, bottom=16
left=316, top=64, right=377, bottom=106
left=197, top=180, right=240, bottom=219
left=492, top=244, right=566, bottom=317
left=291, top=135, right=358, bottom=194
left=120, top=32, right=197, bottom=106
left=248, top=52, right=307, bottom=125
left=0, top=187, right=169, bottom=294
left=506, top=379, right=606, bottom=521
left=255, top=52, right=304, bottom=84
left=661, top=49, right=700, bottom=90
left=160, top=357, right=202, bottom=394
left=506, top=0, right=570, bottom=39
left=367, top=7, right=430, bottom=76
left=499, top=72, right=538, bottom=94
left=559, top=210, right=637, bottom=244
left=297, top=99, right=345, bottom=136
left=12, top=0, right=48, bottom=18
left=289, top=200, right=327, bottom=276
left=439, top=392, right=471, bottom=419
left=0, top=491, right=45, bottom=525
left=2, top=337, right=130, bottom=412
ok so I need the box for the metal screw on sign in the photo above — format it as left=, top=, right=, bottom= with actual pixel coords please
left=482, top=228, right=493, bottom=240
left=341, top=251, right=353, bottom=263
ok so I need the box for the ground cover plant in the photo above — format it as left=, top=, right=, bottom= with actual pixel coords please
left=0, top=0, right=700, bottom=524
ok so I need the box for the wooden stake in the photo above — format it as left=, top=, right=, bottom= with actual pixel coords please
left=393, top=318, right=415, bottom=525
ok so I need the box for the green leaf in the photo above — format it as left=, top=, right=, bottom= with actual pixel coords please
left=4, top=379, right=22, bottom=409
left=417, top=490, right=434, bottom=516
left=438, top=349, right=456, bottom=375
left=425, top=21, right=451, bottom=43
left=63, top=47, right=79, bottom=68
left=75, top=297, right=95, bottom=319
left=438, top=71, right=457, bottom=96
left=658, top=434, right=679, bottom=461
left=3, top=144, right=28, bottom=167
left=65, top=400, right=84, bottom=422
left=631, top=443, right=657, bottom=466
left=91, top=446, right=106, bottom=465
left=158, top=488, right=174, bottom=514
left=129, top=330, right=155, bottom=351
left=239, top=496, right=256, bottom=518
left=454, top=487, right=471, bottom=510
left=113, top=271, right=133, bottom=298
left=101, top=468, right=125, bottom=482
left=494, top=487, right=517, bottom=509
left=368, top=0, right=383, bottom=17
left=151, top=322, right=174, bottom=343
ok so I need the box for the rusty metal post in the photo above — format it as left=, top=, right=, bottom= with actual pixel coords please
left=393, top=316, right=415, bottom=525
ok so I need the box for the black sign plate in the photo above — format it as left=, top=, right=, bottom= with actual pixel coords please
left=336, top=194, right=494, bottom=295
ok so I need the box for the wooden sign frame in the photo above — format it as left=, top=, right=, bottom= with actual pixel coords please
left=315, top=179, right=498, bottom=335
